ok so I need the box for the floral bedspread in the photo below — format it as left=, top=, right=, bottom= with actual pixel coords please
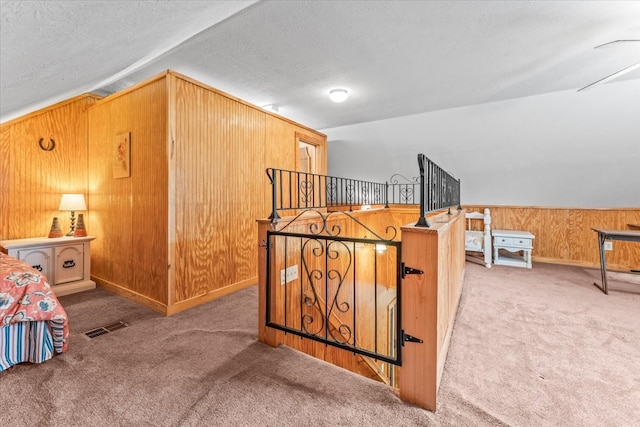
left=0, top=252, right=69, bottom=353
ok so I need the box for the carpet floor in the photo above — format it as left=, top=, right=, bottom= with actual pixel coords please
left=1, top=261, right=638, bottom=426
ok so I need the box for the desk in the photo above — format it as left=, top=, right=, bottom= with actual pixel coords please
left=592, top=228, right=640, bottom=294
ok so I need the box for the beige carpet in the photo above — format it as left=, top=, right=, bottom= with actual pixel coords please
left=1, top=262, right=638, bottom=426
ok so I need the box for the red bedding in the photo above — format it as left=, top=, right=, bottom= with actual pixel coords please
left=0, top=252, right=69, bottom=358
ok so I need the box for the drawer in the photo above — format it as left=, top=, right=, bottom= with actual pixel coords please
left=54, top=244, right=84, bottom=284
left=17, top=247, right=53, bottom=281
left=511, top=238, right=532, bottom=248
left=494, top=237, right=513, bottom=245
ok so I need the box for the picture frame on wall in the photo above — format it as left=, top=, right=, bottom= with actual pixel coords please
left=113, top=132, right=131, bottom=179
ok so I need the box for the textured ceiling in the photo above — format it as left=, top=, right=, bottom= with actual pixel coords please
left=1, top=1, right=639, bottom=129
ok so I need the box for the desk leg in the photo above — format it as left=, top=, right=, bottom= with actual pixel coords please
left=593, top=232, right=608, bottom=295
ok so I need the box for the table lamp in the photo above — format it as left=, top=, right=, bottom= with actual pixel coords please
left=59, top=194, right=87, bottom=236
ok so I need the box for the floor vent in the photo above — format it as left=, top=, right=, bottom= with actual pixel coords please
left=84, top=320, right=129, bottom=339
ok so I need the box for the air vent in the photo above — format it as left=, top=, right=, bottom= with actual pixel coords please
left=84, top=320, right=129, bottom=339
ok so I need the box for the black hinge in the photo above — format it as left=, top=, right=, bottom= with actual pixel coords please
left=401, top=330, right=423, bottom=346
left=401, top=262, right=424, bottom=278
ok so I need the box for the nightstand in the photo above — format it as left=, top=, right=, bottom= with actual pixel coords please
left=0, top=236, right=96, bottom=296
left=492, top=230, right=535, bottom=268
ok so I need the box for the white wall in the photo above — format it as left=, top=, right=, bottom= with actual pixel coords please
left=322, top=79, right=640, bottom=208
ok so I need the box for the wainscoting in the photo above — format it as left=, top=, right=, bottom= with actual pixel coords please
left=464, top=205, right=640, bottom=271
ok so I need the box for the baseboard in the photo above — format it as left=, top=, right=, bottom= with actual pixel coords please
left=93, top=276, right=169, bottom=315
left=532, top=256, right=636, bottom=273
left=166, top=276, right=257, bottom=316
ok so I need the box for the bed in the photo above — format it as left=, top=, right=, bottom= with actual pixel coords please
left=0, top=252, right=69, bottom=371
left=465, top=208, right=492, bottom=268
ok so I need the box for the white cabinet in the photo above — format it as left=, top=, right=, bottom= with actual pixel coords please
left=0, top=236, right=96, bottom=296
left=492, top=230, right=535, bottom=268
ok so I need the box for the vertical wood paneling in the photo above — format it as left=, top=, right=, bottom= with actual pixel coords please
left=88, top=77, right=168, bottom=305
left=464, top=205, right=640, bottom=270
left=171, top=75, right=326, bottom=305
left=0, top=95, right=99, bottom=240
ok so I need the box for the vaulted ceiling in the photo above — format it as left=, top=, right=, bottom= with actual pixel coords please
left=1, top=1, right=639, bottom=129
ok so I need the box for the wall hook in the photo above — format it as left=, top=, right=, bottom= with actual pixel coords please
left=38, top=137, right=55, bottom=151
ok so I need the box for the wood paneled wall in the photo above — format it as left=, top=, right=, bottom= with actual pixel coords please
left=87, top=76, right=169, bottom=308
left=464, top=205, right=640, bottom=271
left=87, top=71, right=326, bottom=314
left=0, top=95, right=100, bottom=240
left=168, top=73, right=326, bottom=312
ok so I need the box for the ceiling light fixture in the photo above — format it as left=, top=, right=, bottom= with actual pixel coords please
left=329, top=88, right=349, bottom=103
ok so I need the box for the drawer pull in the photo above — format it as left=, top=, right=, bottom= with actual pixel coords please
left=32, top=264, right=43, bottom=272
left=62, top=260, right=76, bottom=268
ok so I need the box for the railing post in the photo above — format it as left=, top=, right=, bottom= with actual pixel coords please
left=267, top=169, right=280, bottom=223
left=385, top=181, right=390, bottom=208
left=415, top=154, right=430, bottom=227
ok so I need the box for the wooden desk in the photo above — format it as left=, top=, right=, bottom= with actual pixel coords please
left=592, top=228, right=640, bottom=294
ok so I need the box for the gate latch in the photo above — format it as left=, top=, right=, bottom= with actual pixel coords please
left=401, top=263, right=424, bottom=278
left=402, top=330, right=423, bottom=346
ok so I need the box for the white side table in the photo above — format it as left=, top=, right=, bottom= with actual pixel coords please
left=0, top=236, right=96, bottom=296
left=492, top=230, right=535, bottom=268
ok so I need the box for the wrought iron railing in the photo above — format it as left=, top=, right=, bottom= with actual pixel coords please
left=264, top=210, right=403, bottom=366
left=267, top=153, right=460, bottom=227
left=386, top=174, right=420, bottom=205
left=415, top=154, right=461, bottom=227
left=267, top=169, right=387, bottom=221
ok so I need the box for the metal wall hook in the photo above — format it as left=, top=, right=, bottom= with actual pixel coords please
left=38, top=137, right=55, bottom=151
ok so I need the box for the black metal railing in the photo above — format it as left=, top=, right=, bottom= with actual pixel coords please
left=264, top=210, right=403, bottom=366
left=386, top=174, right=420, bottom=205
left=267, top=169, right=387, bottom=221
left=415, top=153, right=461, bottom=227
left=267, top=153, right=460, bottom=227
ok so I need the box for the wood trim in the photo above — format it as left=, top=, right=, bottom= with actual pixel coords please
left=166, top=277, right=257, bottom=316
left=94, top=276, right=169, bottom=315
left=89, top=71, right=170, bottom=110
left=468, top=204, right=640, bottom=211
left=0, top=94, right=102, bottom=127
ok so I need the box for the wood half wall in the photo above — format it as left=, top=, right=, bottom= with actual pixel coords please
left=464, top=205, right=640, bottom=271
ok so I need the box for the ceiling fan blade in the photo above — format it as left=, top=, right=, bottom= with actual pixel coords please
left=578, top=61, right=640, bottom=92
left=594, top=39, right=640, bottom=49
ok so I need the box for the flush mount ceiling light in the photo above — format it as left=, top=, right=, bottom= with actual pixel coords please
left=329, top=88, right=349, bottom=103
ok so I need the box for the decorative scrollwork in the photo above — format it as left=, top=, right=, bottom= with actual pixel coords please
left=399, top=187, right=414, bottom=203
left=300, top=180, right=314, bottom=204
left=326, top=182, right=337, bottom=203
left=389, top=174, right=419, bottom=184
left=373, top=185, right=384, bottom=204
left=300, top=238, right=325, bottom=337
left=274, top=209, right=397, bottom=242
left=361, top=185, right=370, bottom=204
left=345, top=183, right=355, bottom=204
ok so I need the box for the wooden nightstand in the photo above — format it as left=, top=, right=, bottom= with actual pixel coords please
left=0, top=236, right=96, bottom=296
left=492, top=230, right=535, bottom=268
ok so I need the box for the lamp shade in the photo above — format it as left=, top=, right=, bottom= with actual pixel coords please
left=59, top=194, right=87, bottom=211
